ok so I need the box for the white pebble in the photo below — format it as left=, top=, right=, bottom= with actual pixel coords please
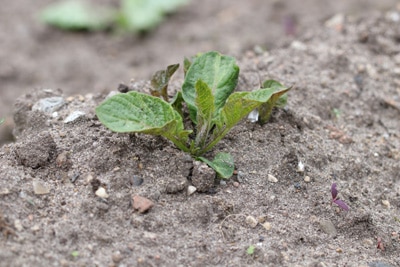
left=297, top=161, right=305, bottom=173
left=304, top=176, right=311, bottom=183
left=187, top=185, right=197, bottom=196
left=95, top=187, right=109, bottom=199
left=245, top=216, right=258, bottom=228
left=382, top=200, right=390, bottom=208
left=267, top=174, right=278, bottom=183
left=262, top=222, right=272, bottom=231
left=33, top=180, right=50, bottom=195
left=64, top=111, right=86, bottom=123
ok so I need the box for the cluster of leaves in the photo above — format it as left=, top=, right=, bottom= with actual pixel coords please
left=96, top=51, right=290, bottom=178
left=40, top=0, right=190, bottom=32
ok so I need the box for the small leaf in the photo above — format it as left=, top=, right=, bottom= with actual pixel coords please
left=182, top=51, right=239, bottom=123
left=333, top=199, right=350, bottom=211
left=331, top=183, right=338, bottom=199
left=40, top=0, right=114, bottom=31
left=246, top=245, right=255, bottom=255
left=257, top=80, right=292, bottom=125
left=150, top=63, right=179, bottom=101
left=195, top=80, right=215, bottom=148
left=198, top=152, right=234, bottom=179
left=183, top=57, right=192, bottom=77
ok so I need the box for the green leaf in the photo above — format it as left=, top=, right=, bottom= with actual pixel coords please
left=150, top=63, right=179, bottom=101
left=200, top=88, right=280, bottom=154
left=198, top=152, right=234, bottom=179
left=182, top=51, right=239, bottom=123
left=40, top=0, right=114, bottom=31
left=194, top=80, right=215, bottom=148
left=183, top=57, right=192, bottom=77
left=257, top=80, right=292, bottom=124
left=246, top=245, right=255, bottom=255
left=95, top=91, right=191, bottom=151
left=117, top=0, right=189, bottom=32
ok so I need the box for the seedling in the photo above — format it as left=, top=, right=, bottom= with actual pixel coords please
left=40, top=0, right=191, bottom=32
left=376, top=237, right=385, bottom=251
left=96, top=51, right=291, bottom=178
left=331, top=183, right=350, bottom=211
left=246, top=245, right=255, bottom=255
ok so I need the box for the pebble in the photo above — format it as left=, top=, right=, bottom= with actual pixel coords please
left=64, top=111, right=86, bottom=123
left=245, top=215, right=258, bottom=228
left=290, top=41, right=307, bottom=51
left=233, top=182, right=240, bottom=187
left=368, top=261, right=395, bottom=267
left=319, top=219, right=337, bottom=237
left=131, top=175, right=143, bottom=186
left=95, top=187, right=109, bottom=199
left=14, top=219, right=23, bottom=231
left=382, top=200, right=390, bottom=208
left=32, top=97, right=65, bottom=113
left=262, top=222, right=272, bottom=231
left=267, top=174, right=278, bottom=183
left=325, top=13, right=345, bottom=32
left=33, top=180, right=50, bottom=195
left=187, top=185, right=197, bottom=196
left=112, top=251, right=123, bottom=263
left=132, top=195, right=154, bottom=213
left=304, top=176, right=311, bottom=182
left=297, top=161, right=305, bottom=172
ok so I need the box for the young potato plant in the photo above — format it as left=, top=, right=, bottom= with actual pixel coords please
left=96, top=51, right=291, bottom=178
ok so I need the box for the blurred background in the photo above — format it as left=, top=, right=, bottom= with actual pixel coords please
left=0, top=0, right=398, bottom=144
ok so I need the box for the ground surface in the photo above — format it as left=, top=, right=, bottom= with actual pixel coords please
left=1, top=1, right=400, bottom=267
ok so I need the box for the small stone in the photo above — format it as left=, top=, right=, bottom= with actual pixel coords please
left=64, top=111, right=85, bottom=123
left=262, top=222, right=272, bottom=231
left=336, top=248, right=343, bottom=253
left=95, top=187, right=109, bottom=199
left=14, top=220, right=23, bottom=231
left=112, top=251, right=123, bottom=263
left=325, top=13, right=345, bottom=32
left=319, top=219, right=337, bottom=237
left=290, top=41, right=307, bottom=51
left=297, top=161, right=305, bottom=172
left=245, top=215, right=258, bottom=228
left=30, top=224, right=40, bottom=232
left=382, top=200, right=390, bottom=208
left=132, top=195, right=154, bottom=213
left=304, top=176, right=311, bottom=183
left=33, top=180, right=50, bottom=195
left=0, top=188, right=10, bottom=195
left=131, top=175, right=143, bottom=186
left=56, top=151, right=70, bottom=169
left=233, top=182, right=239, bottom=187
left=32, top=97, right=65, bottom=113
left=187, top=185, right=197, bottom=196
left=165, top=175, right=187, bottom=193
left=267, top=174, right=278, bottom=183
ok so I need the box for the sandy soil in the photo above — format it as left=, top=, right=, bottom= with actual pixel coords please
left=1, top=1, right=400, bottom=267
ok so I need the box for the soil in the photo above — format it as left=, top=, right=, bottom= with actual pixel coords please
left=1, top=1, right=400, bottom=267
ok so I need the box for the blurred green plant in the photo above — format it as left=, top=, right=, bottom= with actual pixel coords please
left=40, top=0, right=190, bottom=32
left=0, top=118, right=4, bottom=125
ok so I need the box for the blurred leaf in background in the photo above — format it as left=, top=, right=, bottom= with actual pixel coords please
left=40, top=0, right=191, bottom=33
